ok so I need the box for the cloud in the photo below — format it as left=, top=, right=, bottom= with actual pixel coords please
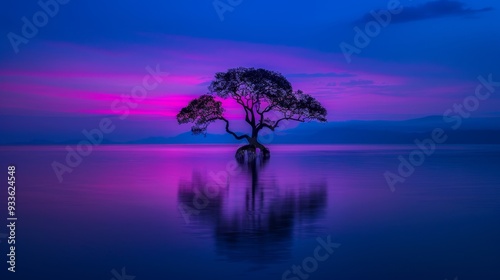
left=0, top=35, right=476, bottom=130
left=357, top=0, right=493, bottom=24
left=286, top=72, right=355, bottom=78
left=339, top=79, right=374, bottom=87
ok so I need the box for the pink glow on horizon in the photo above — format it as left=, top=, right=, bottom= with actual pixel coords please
left=0, top=35, right=478, bottom=129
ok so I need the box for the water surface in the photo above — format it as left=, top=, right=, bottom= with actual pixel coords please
left=0, top=144, right=499, bottom=279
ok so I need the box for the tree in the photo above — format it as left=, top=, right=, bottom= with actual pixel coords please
left=177, top=67, right=327, bottom=161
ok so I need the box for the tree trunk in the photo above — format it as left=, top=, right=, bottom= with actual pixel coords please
left=249, top=137, right=270, bottom=159
left=235, top=137, right=270, bottom=162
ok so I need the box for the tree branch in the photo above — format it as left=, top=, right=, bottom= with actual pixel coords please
left=274, top=117, right=305, bottom=128
left=220, top=118, right=250, bottom=141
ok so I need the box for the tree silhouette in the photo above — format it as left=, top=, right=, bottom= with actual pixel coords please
left=177, top=67, right=327, bottom=160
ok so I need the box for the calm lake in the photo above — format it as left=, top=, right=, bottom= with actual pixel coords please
left=1, top=144, right=499, bottom=280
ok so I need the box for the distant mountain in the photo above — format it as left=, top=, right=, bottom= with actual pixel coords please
left=128, top=132, right=241, bottom=144
left=125, top=116, right=500, bottom=145
left=2, top=117, right=500, bottom=145
left=3, top=138, right=118, bottom=145
left=268, top=116, right=500, bottom=144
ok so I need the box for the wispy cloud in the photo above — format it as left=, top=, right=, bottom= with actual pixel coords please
left=340, top=79, right=374, bottom=87
left=287, top=72, right=355, bottom=78
left=357, top=0, right=493, bottom=24
left=0, top=35, right=478, bottom=126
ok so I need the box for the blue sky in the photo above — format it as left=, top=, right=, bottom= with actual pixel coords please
left=0, top=0, right=499, bottom=143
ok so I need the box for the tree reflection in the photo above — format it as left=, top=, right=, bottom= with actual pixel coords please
left=177, top=159, right=327, bottom=263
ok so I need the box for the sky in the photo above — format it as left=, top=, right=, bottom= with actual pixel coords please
left=0, top=0, right=499, bottom=143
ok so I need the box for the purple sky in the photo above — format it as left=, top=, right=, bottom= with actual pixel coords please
left=1, top=0, right=499, bottom=143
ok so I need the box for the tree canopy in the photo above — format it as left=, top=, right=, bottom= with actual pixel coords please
left=177, top=67, right=327, bottom=145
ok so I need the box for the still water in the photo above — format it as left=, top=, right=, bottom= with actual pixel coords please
left=0, top=144, right=499, bottom=279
